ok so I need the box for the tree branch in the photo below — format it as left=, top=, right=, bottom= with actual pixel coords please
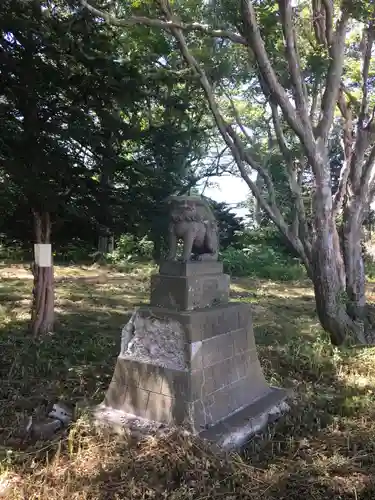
left=309, top=80, right=320, bottom=126
left=358, top=22, right=375, bottom=130
left=315, top=8, right=349, bottom=141
left=81, top=0, right=313, bottom=269
left=270, top=102, right=312, bottom=257
left=321, top=0, right=334, bottom=46
left=361, top=143, right=375, bottom=198
left=240, top=0, right=309, bottom=144
left=333, top=86, right=353, bottom=215
left=80, top=0, right=247, bottom=44
left=332, top=156, right=350, bottom=217
left=221, top=88, right=254, bottom=145
left=154, top=0, right=312, bottom=266
left=278, top=0, right=310, bottom=129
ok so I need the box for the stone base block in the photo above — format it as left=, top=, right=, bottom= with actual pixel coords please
left=200, top=388, right=289, bottom=450
left=120, top=303, right=255, bottom=367
left=113, top=302, right=272, bottom=431
left=101, top=301, right=289, bottom=447
left=104, top=329, right=273, bottom=433
left=159, top=260, right=223, bottom=276
left=96, top=386, right=289, bottom=450
left=150, top=273, right=230, bottom=311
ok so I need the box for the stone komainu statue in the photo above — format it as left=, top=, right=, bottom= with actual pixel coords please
left=166, top=195, right=219, bottom=262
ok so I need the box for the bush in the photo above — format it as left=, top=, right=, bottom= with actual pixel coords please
left=0, top=241, right=30, bottom=261
left=220, top=245, right=306, bottom=281
left=54, top=240, right=96, bottom=263
left=236, top=227, right=300, bottom=258
left=106, top=233, right=154, bottom=263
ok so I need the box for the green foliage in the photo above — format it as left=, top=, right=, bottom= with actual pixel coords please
left=0, top=0, right=216, bottom=249
left=0, top=242, right=29, bottom=262
left=221, top=226, right=305, bottom=280
left=107, top=233, right=154, bottom=263
left=221, top=245, right=306, bottom=281
left=238, top=227, right=299, bottom=257
left=53, top=240, right=97, bottom=263
left=210, top=199, right=245, bottom=249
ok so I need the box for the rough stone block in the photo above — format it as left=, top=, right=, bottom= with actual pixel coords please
left=100, top=273, right=288, bottom=445
left=159, top=260, right=224, bottom=276
left=135, top=302, right=252, bottom=344
left=150, top=273, right=230, bottom=311
left=120, top=310, right=188, bottom=370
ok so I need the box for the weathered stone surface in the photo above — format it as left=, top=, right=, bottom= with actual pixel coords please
left=150, top=273, right=230, bottom=311
left=105, top=303, right=274, bottom=433
left=166, top=196, right=219, bottom=262
left=133, top=303, right=252, bottom=343
left=159, top=260, right=223, bottom=277
left=120, top=310, right=187, bottom=370
left=100, top=252, right=288, bottom=448
left=200, top=389, right=290, bottom=450
left=104, top=354, right=280, bottom=433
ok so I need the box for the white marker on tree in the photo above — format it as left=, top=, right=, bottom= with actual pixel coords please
left=31, top=212, right=54, bottom=336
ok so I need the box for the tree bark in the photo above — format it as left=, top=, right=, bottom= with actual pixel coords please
left=31, top=211, right=54, bottom=336
left=310, top=147, right=366, bottom=345
left=98, top=233, right=114, bottom=254
left=342, top=201, right=366, bottom=322
left=311, top=223, right=358, bottom=346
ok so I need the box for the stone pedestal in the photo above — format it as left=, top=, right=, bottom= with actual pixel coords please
left=100, top=261, right=288, bottom=448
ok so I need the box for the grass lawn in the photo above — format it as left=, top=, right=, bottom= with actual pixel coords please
left=1, top=262, right=375, bottom=499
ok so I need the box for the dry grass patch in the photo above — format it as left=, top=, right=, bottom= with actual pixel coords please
left=1, top=264, right=375, bottom=499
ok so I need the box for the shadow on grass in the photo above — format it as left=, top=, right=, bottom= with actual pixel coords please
left=0, top=309, right=132, bottom=412
left=0, top=274, right=141, bottom=442
left=2, top=273, right=375, bottom=498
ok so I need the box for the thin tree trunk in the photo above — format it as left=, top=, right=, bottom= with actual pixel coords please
left=31, top=211, right=54, bottom=336
left=98, top=227, right=114, bottom=255
left=343, top=201, right=367, bottom=325
left=98, top=234, right=110, bottom=254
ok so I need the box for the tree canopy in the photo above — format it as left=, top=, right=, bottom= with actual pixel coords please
left=0, top=0, right=219, bottom=249
left=2, top=0, right=375, bottom=345
left=80, top=0, right=375, bottom=345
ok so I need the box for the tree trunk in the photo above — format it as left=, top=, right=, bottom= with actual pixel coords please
left=342, top=201, right=368, bottom=333
left=310, top=152, right=366, bottom=346
left=98, top=233, right=114, bottom=254
left=31, top=211, right=54, bottom=336
left=311, top=224, right=364, bottom=345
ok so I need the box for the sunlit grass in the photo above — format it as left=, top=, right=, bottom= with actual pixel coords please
left=1, top=263, right=375, bottom=498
